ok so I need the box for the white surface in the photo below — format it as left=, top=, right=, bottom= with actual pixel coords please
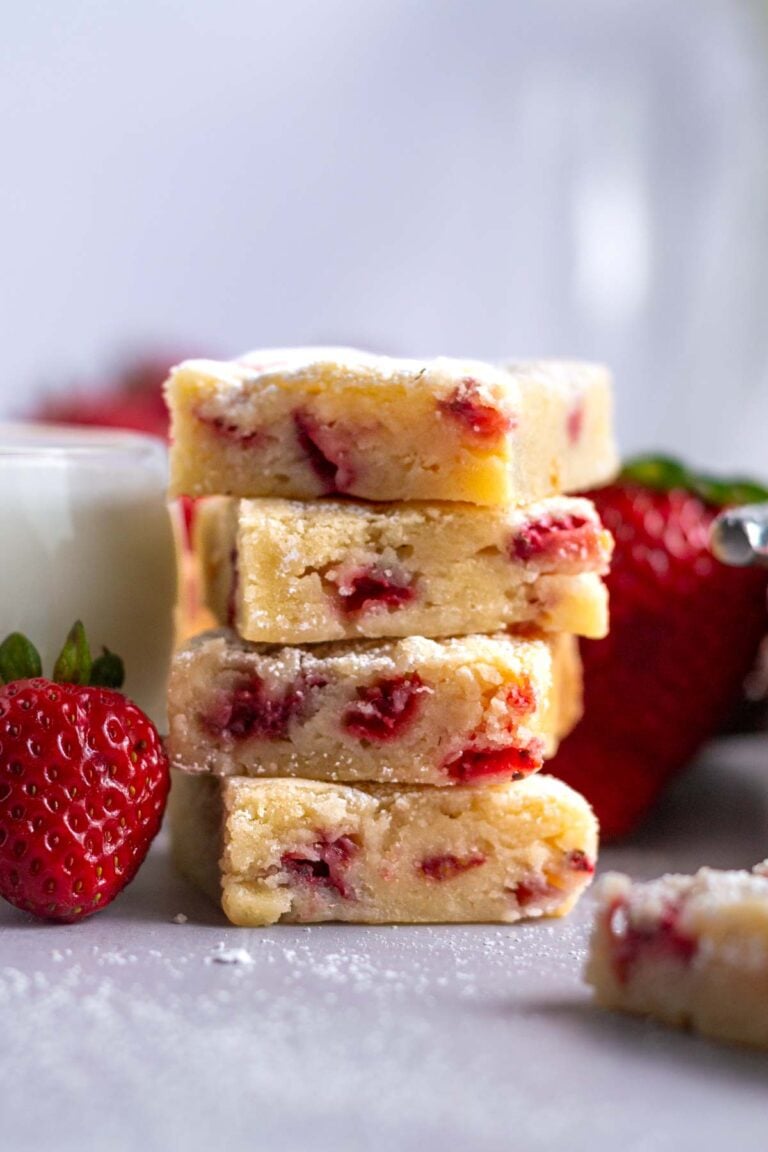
left=1, top=738, right=767, bottom=1152
left=2, top=2, right=768, bottom=471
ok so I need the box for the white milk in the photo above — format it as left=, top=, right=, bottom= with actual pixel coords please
left=0, top=424, right=177, bottom=726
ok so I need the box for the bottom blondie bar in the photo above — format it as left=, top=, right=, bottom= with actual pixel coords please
left=171, top=772, right=597, bottom=926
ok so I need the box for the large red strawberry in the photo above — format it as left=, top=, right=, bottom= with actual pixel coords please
left=549, top=456, right=768, bottom=840
left=0, top=623, right=169, bottom=922
left=34, top=356, right=176, bottom=439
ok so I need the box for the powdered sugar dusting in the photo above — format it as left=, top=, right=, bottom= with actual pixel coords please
left=207, top=943, right=255, bottom=966
left=2, top=744, right=768, bottom=1152
left=0, top=857, right=598, bottom=1150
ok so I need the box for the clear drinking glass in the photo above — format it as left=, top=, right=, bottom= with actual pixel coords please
left=0, top=424, right=177, bottom=725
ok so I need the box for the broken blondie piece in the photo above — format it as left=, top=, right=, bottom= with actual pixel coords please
left=586, top=865, right=768, bottom=1050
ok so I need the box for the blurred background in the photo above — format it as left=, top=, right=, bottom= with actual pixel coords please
left=2, top=0, right=768, bottom=471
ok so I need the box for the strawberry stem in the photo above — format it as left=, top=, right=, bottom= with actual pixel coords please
left=0, top=622, right=126, bottom=689
left=621, top=455, right=768, bottom=508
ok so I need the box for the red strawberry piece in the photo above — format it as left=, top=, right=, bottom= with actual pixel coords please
left=444, top=743, right=542, bottom=783
left=566, top=849, right=595, bottom=874
left=0, top=624, right=169, bottom=922
left=281, top=834, right=358, bottom=900
left=198, top=412, right=263, bottom=448
left=34, top=355, right=182, bottom=440
left=442, top=682, right=540, bottom=781
left=332, top=563, right=415, bottom=615
left=607, top=897, right=697, bottom=984
left=420, top=852, right=486, bottom=881
left=508, top=874, right=558, bottom=908
left=509, top=512, right=607, bottom=570
left=549, top=456, right=768, bottom=839
left=567, top=400, right=584, bottom=444
left=342, top=674, right=430, bottom=742
left=438, top=377, right=515, bottom=440
left=203, top=673, right=323, bottom=742
left=179, top=496, right=197, bottom=549
left=293, top=411, right=355, bottom=492
left=31, top=354, right=201, bottom=549
left=503, top=681, right=537, bottom=716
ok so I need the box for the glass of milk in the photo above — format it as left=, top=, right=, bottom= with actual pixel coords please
left=0, top=424, right=177, bottom=726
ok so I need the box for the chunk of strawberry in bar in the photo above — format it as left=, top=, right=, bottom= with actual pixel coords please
left=438, top=377, right=514, bottom=440
left=203, top=674, right=323, bottom=741
left=567, top=849, right=595, bottom=874
left=420, top=852, right=486, bottom=881
left=332, top=563, right=415, bottom=616
left=198, top=411, right=263, bottom=448
left=608, top=897, right=697, bottom=984
left=508, top=874, right=559, bottom=908
left=509, top=513, right=593, bottom=565
left=293, top=411, right=355, bottom=492
left=444, top=742, right=543, bottom=783
left=567, top=401, right=584, bottom=444
left=342, top=674, right=430, bottom=742
left=281, top=834, right=358, bottom=899
left=502, top=682, right=537, bottom=717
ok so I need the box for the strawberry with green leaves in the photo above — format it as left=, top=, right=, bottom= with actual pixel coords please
left=0, top=622, right=169, bottom=922
left=550, top=457, right=768, bottom=839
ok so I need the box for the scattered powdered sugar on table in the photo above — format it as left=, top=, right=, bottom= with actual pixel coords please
left=206, top=943, right=255, bottom=966
left=4, top=750, right=768, bottom=1152
left=0, top=888, right=763, bottom=1152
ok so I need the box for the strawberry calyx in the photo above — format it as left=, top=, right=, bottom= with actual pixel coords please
left=621, top=455, right=768, bottom=509
left=0, top=633, right=42, bottom=683
left=0, top=621, right=125, bottom=689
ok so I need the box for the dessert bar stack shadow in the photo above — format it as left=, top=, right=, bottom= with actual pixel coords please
left=164, top=349, right=617, bottom=926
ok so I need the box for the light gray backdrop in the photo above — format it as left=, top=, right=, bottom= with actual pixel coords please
left=2, top=0, right=768, bottom=472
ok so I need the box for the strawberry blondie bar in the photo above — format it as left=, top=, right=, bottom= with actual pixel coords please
left=171, top=772, right=598, bottom=926
left=586, top=865, right=768, bottom=1049
left=166, top=349, right=617, bottom=506
left=167, top=629, right=581, bottom=786
left=196, top=494, right=611, bottom=644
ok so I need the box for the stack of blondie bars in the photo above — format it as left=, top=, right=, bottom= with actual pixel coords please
left=165, top=349, right=617, bottom=926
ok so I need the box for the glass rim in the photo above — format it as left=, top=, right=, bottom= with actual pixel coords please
left=0, top=422, right=168, bottom=465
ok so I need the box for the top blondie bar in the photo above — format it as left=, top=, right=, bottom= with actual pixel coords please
left=166, top=348, right=618, bottom=506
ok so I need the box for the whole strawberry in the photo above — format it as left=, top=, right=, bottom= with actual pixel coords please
left=35, top=355, right=175, bottom=440
left=33, top=354, right=197, bottom=544
left=0, top=623, right=169, bottom=922
left=550, top=457, right=768, bottom=840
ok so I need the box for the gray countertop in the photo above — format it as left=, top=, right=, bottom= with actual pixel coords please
left=2, top=737, right=768, bottom=1152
